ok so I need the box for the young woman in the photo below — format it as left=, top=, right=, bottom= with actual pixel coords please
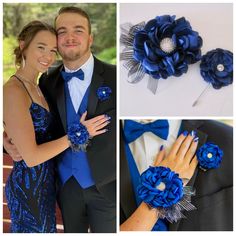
left=3, top=21, right=108, bottom=233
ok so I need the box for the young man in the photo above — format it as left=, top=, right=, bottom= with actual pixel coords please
left=4, top=6, right=116, bottom=233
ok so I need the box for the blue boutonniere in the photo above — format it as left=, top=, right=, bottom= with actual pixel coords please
left=137, top=166, right=196, bottom=223
left=200, top=48, right=233, bottom=89
left=197, top=142, right=223, bottom=171
left=67, top=123, right=90, bottom=152
left=97, top=86, right=112, bottom=101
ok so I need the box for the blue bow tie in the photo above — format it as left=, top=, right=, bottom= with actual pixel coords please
left=123, top=120, right=169, bottom=143
left=61, top=69, right=84, bottom=82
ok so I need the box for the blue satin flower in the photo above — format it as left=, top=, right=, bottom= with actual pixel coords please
left=197, top=142, right=223, bottom=170
left=67, top=123, right=90, bottom=152
left=133, top=15, right=203, bottom=80
left=137, top=166, right=183, bottom=208
left=200, top=48, right=233, bottom=89
left=97, top=86, right=112, bottom=101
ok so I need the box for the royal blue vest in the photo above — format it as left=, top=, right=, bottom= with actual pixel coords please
left=124, top=124, right=183, bottom=231
left=57, top=84, right=95, bottom=188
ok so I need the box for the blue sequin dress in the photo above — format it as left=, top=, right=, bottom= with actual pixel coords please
left=5, top=77, right=57, bottom=233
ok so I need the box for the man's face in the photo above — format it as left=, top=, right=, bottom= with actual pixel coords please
left=55, top=12, right=93, bottom=62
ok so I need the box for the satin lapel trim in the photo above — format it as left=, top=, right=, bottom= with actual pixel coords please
left=120, top=126, right=137, bottom=219
left=87, top=59, right=104, bottom=116
left=169, top=120, right=208, bottom=231
left=56, top=71, right=67, bottom=132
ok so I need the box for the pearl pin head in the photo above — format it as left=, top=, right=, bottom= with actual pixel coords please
left=156, top=182, right=166, bottom=191
left=217, top=64, right=224, bottom=72
left=207, top=153, right=213, bottom=158
left=160, top=37, right=176, bottom=54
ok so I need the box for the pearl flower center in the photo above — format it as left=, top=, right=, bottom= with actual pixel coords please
left=76, top=132, right=81, bottom=137
left=207, top=153, right=213, bottom=158
left=156, top=182, right=166, bottom=191
left=217, top=64, right=224, bottom=72
left=160, top=37, right=176, bottom=54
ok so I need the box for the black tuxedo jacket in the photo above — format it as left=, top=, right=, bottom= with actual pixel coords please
left=120, top=120, right=233, bottom=230
left=39, top=57, right=116, bottom=203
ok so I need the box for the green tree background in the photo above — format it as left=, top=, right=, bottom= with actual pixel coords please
left=3, top=3, right=116, bottom=84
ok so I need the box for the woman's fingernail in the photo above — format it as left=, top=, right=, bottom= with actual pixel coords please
left=160, top=145, right=164, bottom=151
left=182, top=130, right=188, bottom=136
left=105, top=115, right=111, bottom=120
left=190, top=130, right=197, bottom=136
left=193, top=137, right=199, bottom=142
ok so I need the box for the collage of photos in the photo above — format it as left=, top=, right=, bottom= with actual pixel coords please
left=2, top=1, right=233, bottom=234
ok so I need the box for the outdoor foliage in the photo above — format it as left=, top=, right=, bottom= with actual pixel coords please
left=3, top=3, right=116, bottom=83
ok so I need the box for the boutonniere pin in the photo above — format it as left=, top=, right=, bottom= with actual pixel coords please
left=192, top=48, right=233, bottom=106
left=97, top=86, right=112, bottom=101
left=196, top=142, right=223, bottom=171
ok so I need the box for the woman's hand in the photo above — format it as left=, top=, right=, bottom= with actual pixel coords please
left=80, top=111, right=110, bottom=137
left=154, top=131, right=199, bottom=185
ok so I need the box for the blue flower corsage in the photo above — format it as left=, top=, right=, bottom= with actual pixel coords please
left=97, top=86, right=112, bottom=101
left=67, top=123, right=90, bottom=152
left=200, top=48, right=233, bottom=89
left=120, top=15, right=203, bottom=94
left=137, top=166, right=196, bottom=223
left=197, top=142, right=223, bottom=171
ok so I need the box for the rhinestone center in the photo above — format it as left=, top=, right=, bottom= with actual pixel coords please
left=217, top=64, right=224, bottom=72
left=160, top=37, right=176, bottom=54
left=76, top=132, right=81, bottom=137
left=156, top=182, right=166, bottom=191
left=207, top=153, right=213, bottom=158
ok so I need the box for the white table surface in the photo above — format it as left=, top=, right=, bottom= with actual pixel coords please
left=119, top=3, right=233, bottom=117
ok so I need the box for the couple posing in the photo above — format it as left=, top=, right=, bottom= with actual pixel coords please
left=3, top=6, right=116, bottom=233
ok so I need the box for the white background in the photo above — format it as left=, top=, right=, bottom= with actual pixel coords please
left=120, top=3, right=233, bottom=117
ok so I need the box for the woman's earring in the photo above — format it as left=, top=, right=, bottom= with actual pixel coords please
left=22, top=55, right=25, bottom=68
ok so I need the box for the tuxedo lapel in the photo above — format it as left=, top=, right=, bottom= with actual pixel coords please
left=169, top=120, right=208, bottom=231
left=120, top=125, right=137, bottom=220
left=87, top=57, right=104, bottom=116
left=55, top=67, right=67, bottom=132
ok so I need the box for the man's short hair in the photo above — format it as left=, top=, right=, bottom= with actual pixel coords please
left=55, top=6, right=91, bottom=34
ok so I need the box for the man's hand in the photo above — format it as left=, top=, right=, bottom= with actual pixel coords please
left=3, top=131, right=22, bottom=162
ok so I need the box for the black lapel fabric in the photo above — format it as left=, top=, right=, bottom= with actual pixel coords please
left=169, top=120, right=208, bottom=231
left=87, top=57, right=105, bottom=116
left=55, top=66, right=67, bottom=132
left=120, top=123, right=137, bottom=221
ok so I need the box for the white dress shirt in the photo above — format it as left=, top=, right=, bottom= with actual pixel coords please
left=64, top=54, right=94, bottom=113
left=124, top=120, right=182, bottom=175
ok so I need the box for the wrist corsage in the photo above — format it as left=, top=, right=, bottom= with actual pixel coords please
left=67, top=123, right=90, bottom=152
left=197, top=142, right=223, bottom=171
left=120, top=15, right=203, bottom=94
left=137, top=166, right=196, bottom=223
